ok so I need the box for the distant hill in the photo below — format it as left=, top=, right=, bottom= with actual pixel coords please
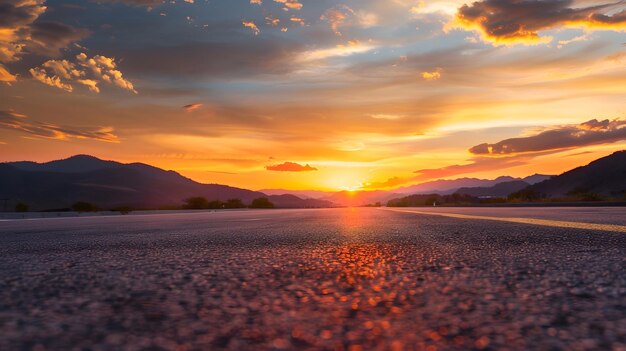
left=266, top=194, right=335, bottom=208
left=522, top=174, right=553, bottom=185
left=455, top=180, right=530, bottom=197
left=260, top=189, right=331, bottom=199
left=262, top=174, right=554, bottom=206
left=321, top=190, right=401, bottom=207
left=0, top=155, right=330, bottom=211
left=520, top=151, right=626, bottom=199
left=394, top=176, right=519, bottom=195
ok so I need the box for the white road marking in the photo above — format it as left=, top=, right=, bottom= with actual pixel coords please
left=384, top=208, right=626, bottom=233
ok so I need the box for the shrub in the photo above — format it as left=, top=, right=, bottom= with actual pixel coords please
left=72, top=201, right=98, bottom=212
left=250, top=197, right=274, bottom=209
left=15, top=203, right=29, bottom=212
left=111, top=206, right=132, bottom=215
left=183, top=197, right=210, bottom=209
left=225, top=199, right=246, bottom=209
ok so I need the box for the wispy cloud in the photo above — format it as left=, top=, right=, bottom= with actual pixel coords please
left=470, top=118, right=626, bottom=155
left=0, top=111, right=119, bottom=143
left=183, top=103, right=203, bottom=112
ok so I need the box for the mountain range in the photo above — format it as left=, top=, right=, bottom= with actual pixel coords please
left=0, top=155, right=332, bottom=211
left=1, top=151, right=623, bottom=211
left=518, top=150, right=626, bottom=199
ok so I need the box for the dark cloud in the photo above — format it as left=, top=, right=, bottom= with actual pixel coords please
left=454, top=0, right=626, bottom=44
left=183, top=103, right=202, bottom=112
left=469, top=118, right=626, bottom=155
left=118, top=39, right=304, bottom=79
left=266, top=162, right=318, bottom=172
left=0, top=110, right=118, bottom=142
left=28, top=22, right=90, bottom=57
left=0, top=0, right=44, bottom=28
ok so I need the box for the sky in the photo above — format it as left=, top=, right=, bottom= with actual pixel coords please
left=0, top=0, right=625, bottom=191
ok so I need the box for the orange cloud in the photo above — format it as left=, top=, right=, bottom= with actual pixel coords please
left=0, top=64, right=16, bottom=83
left=266, top=162, right=318, bottom=172
left=421, top=68, right=442, bottom=81
left=0, top=110, right=119, bottom=143
left=450, top=0, right=626, bottom=46
left=242, top=20, right=260, bottom=35
left=320, top=5, right=355, bottom=36
left=183, top=103, right=203, bottom=112
left=29, top=53, right=137, bottom=93
left=274, top=0, right=303, bottom=11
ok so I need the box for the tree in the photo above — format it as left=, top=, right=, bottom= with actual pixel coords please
left=72, top=201, right=98, bottom=212
left=111, top=206, right=132, bottom=215
left=250, top=197, right=274, bottom=209
left=15, top=203, right=29, bottom=212
left=225, top=198, right=246, bottom=209
left=207, top=200, right=224, bottom=209
left=183, top=197, right=210, bottom=209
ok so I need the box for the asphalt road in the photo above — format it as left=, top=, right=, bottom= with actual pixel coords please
left=0, top=208, right=624, bottom=350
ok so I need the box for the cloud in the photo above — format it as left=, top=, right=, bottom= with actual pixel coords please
left=242, top=20, right=260, bottom=35
left=413, top=156, right=527, bottom=180
left=320, top=5, right=355, bottom=36
left=29, top=53, right=137, bottom=93
left=117, top=39, right=304, bottom=79
left=469, top=118, right=626, bottom=155
left=0, top=64, right=17, bottom=83
left=183, top=103, right=203, bottom=112
left=0, top=1, right=88, bottom=80
left=0, top=0, right=46, bottom=62
left=97, top=0, right=165, bottom=8
left=266, top=161, right=318, bottom=172
left=450, top=0, right=626, bottom=45
left=27, top=21, right=90, bottom=57
left=274, top=0, right=303, bottom=11
left=0, top=110, right=119, bottom=142
left=421, top=68, right=443, bottom=81
left=299, top=40, right=376, bottom=61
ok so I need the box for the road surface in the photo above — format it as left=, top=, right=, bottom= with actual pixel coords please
left=0, top=208, right=624, bottom=350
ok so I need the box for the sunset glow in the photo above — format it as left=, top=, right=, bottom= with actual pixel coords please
left=1, top=0, right=625, bottom=191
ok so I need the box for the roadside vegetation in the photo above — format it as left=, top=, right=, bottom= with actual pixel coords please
left=182, top=197, right=274, bottom=210
left=388, top=189, right=624, bottom=207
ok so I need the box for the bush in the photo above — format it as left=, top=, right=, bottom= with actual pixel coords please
left=183, top=197, right=210, bottom=209
left=111, top=206, right=132, bottom=215
left=225, top=199, right=246, bottom=209
left=72, top=201, right=98, bottom=212
left=249, top=197, right=274, bottom=209
left=15, top=203, right=29, bottom=212
left=207, top=200, right=224, bottom=209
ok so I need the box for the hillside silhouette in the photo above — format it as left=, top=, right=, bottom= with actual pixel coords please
left=0, top=155, right=332, bottom=211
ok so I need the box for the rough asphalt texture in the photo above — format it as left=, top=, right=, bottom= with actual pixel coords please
left=0, top=208, right=624, bottom=351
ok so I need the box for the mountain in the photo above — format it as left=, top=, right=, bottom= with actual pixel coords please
left=260, top=189, right=331, bottom=199
left=261, top=173, right=556, bottom=206
left=522, top=174, right=553, bottom=185
left=266, top=194, right=335, bottom=208
left=455, top=180, right=530, bottom=197
left=520, top=151, right=626, bottom=199
left=0, top=155, right=331, bottom=211
left=393, top=176, right=519, bottom=195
